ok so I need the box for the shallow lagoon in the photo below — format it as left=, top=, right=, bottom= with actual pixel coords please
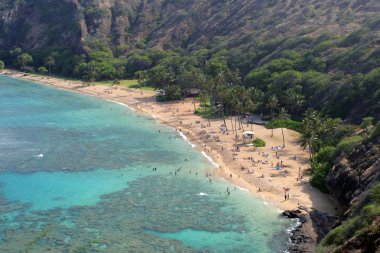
left=0, top=76, right=292, bottom=252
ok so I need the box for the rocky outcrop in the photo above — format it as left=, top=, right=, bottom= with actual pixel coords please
left=283, top=207, right=339, bottom=253
left=0, top=0, right=82, bottom=51
left=325, top=136, right=380, bottom=209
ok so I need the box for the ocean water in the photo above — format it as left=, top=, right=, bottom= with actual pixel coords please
left=0, top=75, right=293, bottom=252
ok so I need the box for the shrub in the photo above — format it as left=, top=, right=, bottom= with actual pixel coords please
left=312, top=146, right=336, bottom=164
left=360, top=116, right=374, bottom=129
left=334, top=136, right=363, bottom=156
left=370, top=121, right=380, bottom=140
left=310, top=162, right=330, bottom=193
left=37, top=66, right=48, bottom=75
left=155, top=95, right=166, bottom=102
left=253, top=138, right=266, bottom=147
left=310, top=146, right=336, bottom=193
left=0, top=60, right=4, bottom=70
left=322, top=225, right=346, bottom=246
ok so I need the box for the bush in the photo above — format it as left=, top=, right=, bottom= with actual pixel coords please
left=37, top=66, right=48, bottom=75
left=310, top=146, right=336, bottom=193
left=334, top=136, right=363, bottom=156
left=310, top=162, right=330, bottom=193
left=322, top=225, right=346, bottom=246
left=370, top=121, right=380, bottom=140
left=360, top=116, right=374, bottom=129
left=265, top=119, right=303, bottom=132
left=312, top=146, right=336, bottom=164
left=253, top=138, right=266, bottom=147
left=164, top=85, right=182, bottom=101
left=155, top=95, right=166, bottom=102
left=0, top=60, right=4, bottom=70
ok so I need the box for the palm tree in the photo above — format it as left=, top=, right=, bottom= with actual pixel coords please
left=299, top=129, right=315, bottom=160
left=135, top=70, right=147, bottom=95
left=278, top=107, right=288, bottom=148
left=300, top=108, right=321, bottom=159
left=267, top=95, right=279, bottom=137
left=285, top=89, right=305, bottom=115
left=44, top=56, right=55, bottom=76
left=247, top=87, right=264, bottom=130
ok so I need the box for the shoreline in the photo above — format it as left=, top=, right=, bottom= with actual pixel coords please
left=1, top=70, right=341, bottom=249
left=0, top=70, right=340, bottom=212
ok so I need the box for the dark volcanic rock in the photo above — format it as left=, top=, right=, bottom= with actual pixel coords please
left=283, top=207, right=340, bottom=253
left=325, top=137, right=380, bottom=209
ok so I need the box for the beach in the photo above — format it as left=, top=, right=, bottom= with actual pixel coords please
left=1, top=70, right=339, bottom=214
left=1, top=70, right=340, bottom=213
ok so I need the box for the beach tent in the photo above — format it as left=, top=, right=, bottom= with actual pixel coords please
left=243, top=131, right=255, bottom=139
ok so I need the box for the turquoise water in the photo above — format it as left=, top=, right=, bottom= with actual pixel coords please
left=0, top=75, right=292, bottom=252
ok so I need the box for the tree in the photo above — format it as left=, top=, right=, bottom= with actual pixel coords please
left=82, top=65, right=97, bottom=86
left=267, top=95, right=279, bottom=137
left=278, top=108, right=288, bottom=147
left=285, top=89, right=305, bottom=115
left=9, top=48, right=22, bottom=57
left=135, top=70, right=147, bottom=95
left=44, top=56, right=55, bottom=76
left=15, top=53, right=33, bottom=69
left=0, top=60, right=4, bottom=70
left=112, top=78, right=120, bottom=89
left=300, top=108, right=321, bottom=159
left=37, top=66, right=48, bottom=75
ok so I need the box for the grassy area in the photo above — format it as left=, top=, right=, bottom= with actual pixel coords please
left=265, top=119, right=303, bottom=132
left=194, top=106, right=219, bottom=118
left=23, top=72, right=157, bottom=91
left=94, top=80, right=156, bottom=91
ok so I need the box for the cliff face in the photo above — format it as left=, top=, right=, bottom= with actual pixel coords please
left=325, top=136, right=380, bottom=209
left=0, top=0, right=82, bottom=51
left=1, top=0, right=379, bottom=52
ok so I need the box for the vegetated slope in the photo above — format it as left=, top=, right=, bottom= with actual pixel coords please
left=0, top=0, right=380, bottom=121
left=1, top=0, right=379, bottom=52
left=317, top=127, right=380, bottom=252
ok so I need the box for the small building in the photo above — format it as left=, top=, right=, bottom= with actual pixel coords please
left=155, top=89, right=165, bottom=96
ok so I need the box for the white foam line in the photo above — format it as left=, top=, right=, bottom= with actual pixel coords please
left=178, top=131, right=196, bottom=148
left=235, top=185, right=250, bottom=193
left=285, top=220, right=302, bottom=235
left=107, top=99, right=136, bottom=111
left=201, top=151, right=219, bottom=168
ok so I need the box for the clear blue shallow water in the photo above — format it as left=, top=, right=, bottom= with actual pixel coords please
left=0, top=75, right=292, bottom=252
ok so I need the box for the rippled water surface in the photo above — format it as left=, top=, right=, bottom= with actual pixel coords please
left=0, top=75, right=292, bottom=252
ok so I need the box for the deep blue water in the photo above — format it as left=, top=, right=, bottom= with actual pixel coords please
left=0, top=75, right=292, bottom=252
